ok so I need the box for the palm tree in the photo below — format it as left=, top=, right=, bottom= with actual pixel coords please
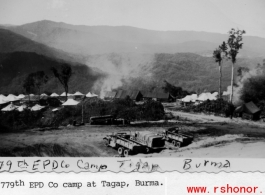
left=226, top=28, right=246, bottom=103
left=213, top=42, right=228, bottom=99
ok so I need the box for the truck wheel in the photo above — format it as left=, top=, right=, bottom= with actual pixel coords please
left=118, top=147, right=124, bottom=155
left=145, top=147, right=150, bottom=154
left=172, top=140, right=181, bottom=148
left=123, top=149, right=130, bottom=157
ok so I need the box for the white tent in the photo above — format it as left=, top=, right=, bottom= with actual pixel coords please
left=40, top=93, right=48, bottom=97
left=5, top=94, right=19, bottom=102
left=190, top=94, right=198, bottom=102
left=30, top=94, right=35, bottom=96
left=86, top=92, right=98, bottom=97
left=1, top=103, right=18, bottom=111
left=31, top=104, right=45, bottom=111
left=0, top=94, right=6, bottom=100
left=0, top=98, right=7, bottom=105
left=60, top=92, right=73, bottom=96
left=198, top=93, right=210, bottom=101
left=17, top=94, right=25, bottom=99
left=86, top=92, right=93, bottom=97
left=62, top=99, right=79, bottom=106
left=73, top=91, right=84, bottom=96
left=17, top=104, right=28, bottom=112
left=181, top=95, right=192, bottom=102
left=50, top=93, right=59, bottom=97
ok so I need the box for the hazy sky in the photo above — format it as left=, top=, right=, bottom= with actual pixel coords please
left=0, top=0, right=265, bottom=37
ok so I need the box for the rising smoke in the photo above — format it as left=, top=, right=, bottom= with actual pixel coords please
left=86, top=53, right=153, bottom=98
left=224, top=62, right=265, bottom=104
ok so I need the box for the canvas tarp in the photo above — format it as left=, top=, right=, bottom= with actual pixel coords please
left=62, top=99, right=79, bottom=106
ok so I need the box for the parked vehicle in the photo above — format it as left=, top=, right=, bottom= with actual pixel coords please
left=90, top=115, right=130, bottom=125
left=130, top=131, right=165, bottom=153
left=162, top=127, right=193, bottom=148
left=103, top=132, right=144, bottom=156
left=90, top=115, right=113, bottom=125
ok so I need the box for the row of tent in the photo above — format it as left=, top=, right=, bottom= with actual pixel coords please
left=49, top=92, right=98, bottom=97
left=1, top=103, right=45, bottom=112
left=104, top=90, right=174, bottom=102
left=1, top=99, right=81, bottom=112
left=0, top=92, right=98, bottom=104
left=181, top=92, right=219, bottom=103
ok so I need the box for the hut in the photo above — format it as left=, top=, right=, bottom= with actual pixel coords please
left=235, top=101, right=261, bottom=120
left=142, top=90, right=174, bottom=102
left=127, top=90, right=143, bottom=101
left=113, top=90, right=143, bottom=101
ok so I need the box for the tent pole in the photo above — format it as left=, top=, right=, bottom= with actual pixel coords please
left=82, top=103, right=84, bottom=124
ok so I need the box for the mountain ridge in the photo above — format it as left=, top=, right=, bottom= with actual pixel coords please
left=5, top=20, right=265, bottom=57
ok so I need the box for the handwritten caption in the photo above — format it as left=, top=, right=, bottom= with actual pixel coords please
left=0, top=158, right=230, bottom=172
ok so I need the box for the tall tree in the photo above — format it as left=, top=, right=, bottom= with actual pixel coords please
left=23, top=71, right=48, bottom=101
left=213, top=41, right=228, bottom=99
left=51, top=64, right=72, bottom=101
left=32, top=71, right=48, bottom=99
left=23, top=73, right=35, bottom=102
left=226, top=28, right=246, bottom=103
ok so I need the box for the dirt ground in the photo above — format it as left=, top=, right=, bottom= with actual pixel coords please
left=1, top=110, right=265, bottom=157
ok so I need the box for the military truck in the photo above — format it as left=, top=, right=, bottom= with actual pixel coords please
left=163, top=127, right=193, bottom=148
left=130, top=131, right=165, bottom=153
left=103, top=132, right=144, bottom=156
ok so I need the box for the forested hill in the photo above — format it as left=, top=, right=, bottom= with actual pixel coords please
left=121, top=53, right=262, bottom=93
left=0, top=28, right=85, bottom=64
left=0, top=52, right=104, bottom=94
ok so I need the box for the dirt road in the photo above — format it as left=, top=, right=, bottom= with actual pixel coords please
left=1, top=113, right=265, bottom=157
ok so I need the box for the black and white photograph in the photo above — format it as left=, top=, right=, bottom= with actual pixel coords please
left=0, top=0, right=265, bottom=158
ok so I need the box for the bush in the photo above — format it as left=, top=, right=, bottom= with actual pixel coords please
left=240, top=75, right=265, bottom=103
left=0, top=109, right=45, bottom=131
left=182, top=99, right=231, bottom=116
left=140, top=100, right=165, bottom=121
left=52, top=98, right=165, bottom=125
